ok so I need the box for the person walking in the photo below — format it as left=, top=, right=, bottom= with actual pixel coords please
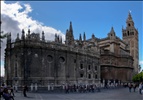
left=138, top=82, right=142, bottom=95
left=9, top=86, right=14, bottom=97
left=133, top=83, right=136, bottom=92
left=23, top=85, right=28, bottom=97
left=128, top=83, right=132, bottom=92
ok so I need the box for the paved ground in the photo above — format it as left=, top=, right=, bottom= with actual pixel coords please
left=2, top=88, right=143, bottom=100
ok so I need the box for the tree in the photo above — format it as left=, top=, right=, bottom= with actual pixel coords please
left=132, top=72, right=143, bottom=82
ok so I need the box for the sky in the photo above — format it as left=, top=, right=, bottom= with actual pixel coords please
left=1, top=1, right=143, bottom=76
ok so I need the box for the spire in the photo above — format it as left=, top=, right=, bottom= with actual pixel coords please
left=27, top=29, right=31, bottom=39
left=92, top=33, right=95, bottom=39
left=127, top=11, right=133, bottom=22
left=69, top=21, right=73, bottom=33
left=79, top=33, right=82, bottom=41
left=16, top=33, right=20, bottom=41
left=22, top=29, right=25, bottom=34
left=7, top=32, right=11, bottom=43
left=55, top=33, right=57, bottom=42
left=65, top=22, right=74, bottom=46
left=57, top=35, right=59, bottom=42
left=108, top=27, right=116, bottom=39
left=21, top=29, right=25, bottom=40
left=42, top=31, right=45, bottom=41
left=83, top=32, right=86, bottom=41
left=28, top=29, right=30, bottom=34
left=110, top=27, right=115, bottom=34
left=60, top=36, right=62, bottom=43
left=126, top=11, right=134, bottom=27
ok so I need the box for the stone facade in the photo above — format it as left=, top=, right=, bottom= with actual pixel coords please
left=4, top=13, right=138, bottom=87
left=5, top=22, right=100, bottom=86
left=97, top=26, right=134, bottom=82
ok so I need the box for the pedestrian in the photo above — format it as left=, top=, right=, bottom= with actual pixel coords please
left=9, top=86, right=14, bottom=97
left=128, top=83, right=132, bottom=92
left=23, top=85, right=28, bottom=97
left=138, top=82, right=142, bottom=95
left=133, top=83, right=136, bottom=92
left=2, top=88, right=14, bottom=100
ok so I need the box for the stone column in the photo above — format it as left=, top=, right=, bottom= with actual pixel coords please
left=15, top=84, right=18, bottom=92
left=30, top=83, right=33, bottom=91
left=103, top=80, right=105, bottom=88
left=114, top=80, right=116, bottom=87
left=51, top=83, right=54, bottom=90
left=35, top=83, right=37, bottom=91
left=47, top=84, right=50, bottom=91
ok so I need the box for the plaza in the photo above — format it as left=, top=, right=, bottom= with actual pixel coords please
left=6, top=88, right=143, bottom=100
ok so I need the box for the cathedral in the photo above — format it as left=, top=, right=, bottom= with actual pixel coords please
left=4, top=12, right=139, bottom=87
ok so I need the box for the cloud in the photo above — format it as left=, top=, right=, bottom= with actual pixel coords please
left=1, top=1, right=65, bottom=39
left=139, top=61, right=143, bottom=65
left=1, top=1, right=65, bottom=76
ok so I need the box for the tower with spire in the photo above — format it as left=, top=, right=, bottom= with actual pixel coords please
left=122, top=11, right=139, bottom=73
left=108, top=27, right=116, bottom=40
left=65, top=21, right=74, bottom=46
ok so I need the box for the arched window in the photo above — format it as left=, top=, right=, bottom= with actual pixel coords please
left=80, top=63, right=83, bottom=69
left=128, top=31, right=129, bottom=36
left=95, top=66, right=97, bottom=71
left=88, top=65, right=91, bottom=70
left=80, top=73, right=84, bottom=78
left=59, top=56, right=65, bottom=63
left=128, top=23, right=130, bottom=27
left=47, top=55, right=53, bottom=62
left=88, top=74, right=91, bottom=79
left=95, top=74, right=98, bottom=79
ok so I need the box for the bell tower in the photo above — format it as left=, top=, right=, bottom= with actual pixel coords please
left=122, top=12, right=139, bottom=74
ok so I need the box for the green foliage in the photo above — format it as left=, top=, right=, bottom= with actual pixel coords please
left=132, top=72, right=143, bottom=82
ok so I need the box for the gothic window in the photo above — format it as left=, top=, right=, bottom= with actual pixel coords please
left=59, top=56, right=65, bottom=63
left=47, top=55, right=53, bottom=62
left=95, top=74, right=98, bottom=79
left=74, top=59, right=76, bottom=63
left=88, top=74, right=91, bottom=79
left=95, top=66, right=97, bottom=71
left=128, top=31, right=129, bottom=36
left=88, top=65, right=91, bottom=70
left=80, top=73, right=84, bottom=78
left=80, top=63, right=83, bottom=69
left=128, top=23, right=130, bottom=27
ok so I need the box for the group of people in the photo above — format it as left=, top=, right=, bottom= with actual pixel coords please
left=0, top=84, right=28, bottom=100
left=64, top=84, right=100, bottom=93
left=128, top=82, right=143, bottom=94
left=0, top=84, right=15, bottom=100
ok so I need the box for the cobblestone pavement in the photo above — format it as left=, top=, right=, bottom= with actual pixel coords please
left=1, top=88, right=143, bottom=100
